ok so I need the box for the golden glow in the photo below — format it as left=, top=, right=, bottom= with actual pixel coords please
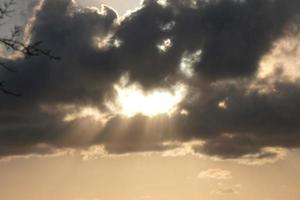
left=157, top=38, right=173, bottom=53
left=111, top=79, right=187, bottom=117
left=94, top=33, right=114, bottom=49
left=63, top=106, right=105, bottom=122
left=258, top=35, right=300, bottom=80
left=218, top=100, right=228, bottom=110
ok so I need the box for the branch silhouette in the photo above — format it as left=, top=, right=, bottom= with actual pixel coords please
left=0, top=0, right=60, bottom=96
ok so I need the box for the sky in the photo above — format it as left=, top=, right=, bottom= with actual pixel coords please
left=1, top=0, right=300, bottom=199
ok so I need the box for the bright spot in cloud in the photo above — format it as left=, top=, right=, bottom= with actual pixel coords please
left=63, top=107, right=104, bottom=122
left=258, top=35, right=300, bottom=81
left=180, top=50, right=202, bottom=77
left=111, top=77, right=187, bottom=117
left=218, top=100, right=228, bottom=110
left=94, top=34, right=113, bottom=49
left=157, top=38, right=173, bottom=53
left=160, top=21, right=175, bottom=31
left=180, top=109, right=189, bottom=116
left=157, top=0, right=168, bottom=7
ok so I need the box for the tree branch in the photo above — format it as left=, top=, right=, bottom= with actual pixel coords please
left=0, top=0, right=15, bottom=20
left=0, top=81, right=21, bottom=97
left=0, top=1, right=60, bottom=96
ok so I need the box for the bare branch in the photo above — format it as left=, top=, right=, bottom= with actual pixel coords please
left=0, top=0, right=15, bottom=20
left=0, top=62, right=16, bottom=72
left=0, top=81, right=21, bottom=97
left=0, top=0, right=60, bottom=96
left=0, top=38, right=61, bottom=60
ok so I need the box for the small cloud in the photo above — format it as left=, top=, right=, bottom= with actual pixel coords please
left=80, top=145, right=107, bottom=161
left=235, top=147, right=287, bottom=166
left=198, top=169, right=232, bottom=180
left=211, top=183, right=241, bottom=195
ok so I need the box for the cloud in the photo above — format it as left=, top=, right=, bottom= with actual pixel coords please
left=0, top=0, right=118, bottom=158
left=198, top=168, right=232, bottom=180
left=211, top=183, right=241, bottom=195
left=1, top=0, right=300, bottom=161
left=80, top=145, right=107, bottom=161
left=179, top=80, right=300, bottom=159
left=234, top=147, right=287, bottom=166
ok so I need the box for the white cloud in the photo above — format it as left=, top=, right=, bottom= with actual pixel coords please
left=211, top=183, right=241, bottom=195
left=198, top=168, right=232, bottom=180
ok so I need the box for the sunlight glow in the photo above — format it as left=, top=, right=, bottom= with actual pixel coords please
left=258, top=35, right=300, bottom=80
left=157, top=0, right=168, bottom=7
left=94, top=34, right=113, bottom=49
left=180, top=50, right=202, bottom=77
left=63, top=106, right=105, bottom=122
left=157, top=38, right=173, bottom=53
left=111, top=79, right=187, bottom=117
left=218, top=100, right=228, bottom=110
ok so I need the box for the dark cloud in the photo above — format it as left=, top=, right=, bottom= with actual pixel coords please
left=1, top=0, right=300, bottom=160
left=0, top=0, right=119, bottom=157
left=113, top=0, right=182, bottom=88
left=170, top=0, right=300, bottom=80
left=1, top=0, right=119, bottom=107
left=114, top=0, right=300, bottom=83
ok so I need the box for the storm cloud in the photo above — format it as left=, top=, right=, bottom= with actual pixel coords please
left=1, top=0, right=300, bottom=161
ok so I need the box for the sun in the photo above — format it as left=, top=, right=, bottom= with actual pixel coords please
left=111, top=80, right=187, bottom=117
